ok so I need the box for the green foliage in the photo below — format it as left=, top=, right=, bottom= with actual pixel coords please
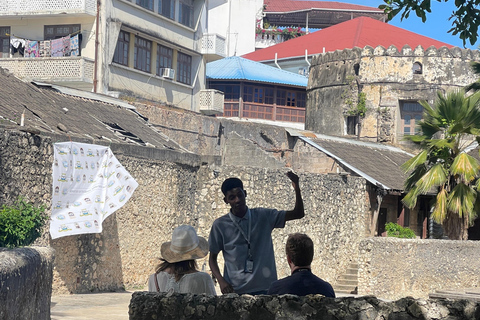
left=342, top=76, right=367, bottom=117
left=385, top=222, right=416, bottom=239
left=0, top=197, right=48, bottom=248
left=379, top=0, right=480, bottom=46
left=402, top=90, right=480, bottom=240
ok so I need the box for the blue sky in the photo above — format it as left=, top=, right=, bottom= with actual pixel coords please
left=338, top=0, right=477, bottom=49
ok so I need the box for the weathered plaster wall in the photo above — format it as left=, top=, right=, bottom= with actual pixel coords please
left=0, top=129, right=367, bottom=295
left=0, top=247, right=55, bottom=320
left=307, top=45, right=480, bottom=142
left=358, top=237, right=480, bottom=300
left=129, top=292, right=480, bottom=320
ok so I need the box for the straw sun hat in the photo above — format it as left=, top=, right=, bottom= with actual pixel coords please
left=160, top=225, right=209, bottom=263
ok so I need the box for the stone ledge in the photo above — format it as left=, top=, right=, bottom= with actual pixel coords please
left=128, top=292, right=480, bottom=320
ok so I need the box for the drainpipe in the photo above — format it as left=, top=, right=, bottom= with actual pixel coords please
left=93, top=0, right=100, bottom=93
left=304, top=49, right=310, bottom=66
left=274, top=52, right=281, bottom=69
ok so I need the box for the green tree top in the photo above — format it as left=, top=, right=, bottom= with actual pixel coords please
left=380, top=0, right=480, bottom=46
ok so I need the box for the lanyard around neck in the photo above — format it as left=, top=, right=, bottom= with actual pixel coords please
left=229, top=209, right=251, bottom=246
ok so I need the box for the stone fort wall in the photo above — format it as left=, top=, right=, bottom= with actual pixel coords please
left=0, top=129, right=367, bottom=294
left=307, top=45, right=480, bottom=143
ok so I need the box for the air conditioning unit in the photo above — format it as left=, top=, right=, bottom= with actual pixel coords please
left=161, top=68, right=175, bottom=80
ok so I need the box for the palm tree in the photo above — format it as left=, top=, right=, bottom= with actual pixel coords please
left=401, top=90, right=480, bottom=240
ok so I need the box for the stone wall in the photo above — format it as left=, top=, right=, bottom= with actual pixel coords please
left=358, top=237, right=480, bottom=300
left=0, top=129, right=368, bottom=294
left=307, top=45, right=480, bottom=142
left=0, top=247, right=55, bottom=320
left=128, top=292, right=480, bottom=320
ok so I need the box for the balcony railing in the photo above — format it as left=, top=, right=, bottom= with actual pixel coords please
left=255, top=34, right=285, bottom=49
left=201, top=34, right=226, bottom=60
left=0, top=57, right=94, bottom=85
left=199, top=89, right=224, bottom=115
left=0, top=0, right=96, bottom=16
left=223, top=101, right=305, bottom=123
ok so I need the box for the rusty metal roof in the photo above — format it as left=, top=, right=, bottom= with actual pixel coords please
left=0, top=68, right=187, bottom=152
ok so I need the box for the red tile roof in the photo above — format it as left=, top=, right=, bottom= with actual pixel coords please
left=264, top=0, right=383, bottom=13
left=243, top=16, right=454, bottom=62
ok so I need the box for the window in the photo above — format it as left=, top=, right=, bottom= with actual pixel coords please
left=134, top=36, right=152, bottom=73
left=277, top=89, right=286, bottom=106
left=44, top=24, right=80, bottom=40
left=179, top=0, right=194, bottom=28
left=159, top=0, right=175, bottom=19
left=177, top=52, right=192, bottom=84
left=210, top=84, right=240, bottom=100
left=401, top=101, right=423, bottom=136
left=136, top=0, right=153, bottom=11
left=156, top=44, right=173, bottom=76
left=413, top=62, right=422, bottom=75
left=265, top=88, right=274, bottom=104
left=113, top=31, right=130, bottom=66
left=287, top=91, right=296, bottom=106
left=346, top=116, right=359, bottom=135
left=297, top=92, right=306, bottom=108
left=0, top=27, right=10, bottom=58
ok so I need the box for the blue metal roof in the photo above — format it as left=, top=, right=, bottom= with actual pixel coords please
left=206, top=56, right=308, bottom=88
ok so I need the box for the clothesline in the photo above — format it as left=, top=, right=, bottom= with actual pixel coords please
left=6, top=29, right=82, bottom=42
left=8, top=32, right=82, bottom=58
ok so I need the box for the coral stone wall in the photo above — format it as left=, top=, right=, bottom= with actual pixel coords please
left=358, top=237, right=480, bottom=300
left=307, top=45, right=480, bottom=143
left=129, top=292, right=480, bottom=320
left=0, top=247, right=55, bottom=320
left=0, top=129, right=368, bottom=294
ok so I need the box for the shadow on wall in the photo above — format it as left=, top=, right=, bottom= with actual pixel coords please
left=50, top=214, right=124, bottom=293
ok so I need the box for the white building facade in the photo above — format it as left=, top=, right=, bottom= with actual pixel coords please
left=0, top=0, right=225, bottom=112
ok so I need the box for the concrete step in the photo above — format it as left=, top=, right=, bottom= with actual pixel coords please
left=335, top=284, right=358, bottom=294
left=338, top=274, right=358, bottom=281
left=336, top=279, right=357, bottom=287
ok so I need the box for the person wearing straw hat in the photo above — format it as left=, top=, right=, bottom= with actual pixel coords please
left=148, top=225, right=216, bottom=295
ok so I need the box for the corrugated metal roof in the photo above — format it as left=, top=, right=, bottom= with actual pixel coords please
left=206, top=56, right=308, bottom=87
left=243, top=16, right=454, bottom=62
left=264, top=0, right=383, bottom=13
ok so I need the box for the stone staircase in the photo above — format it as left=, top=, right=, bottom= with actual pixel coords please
left=334, top=262, right=358, bottom=294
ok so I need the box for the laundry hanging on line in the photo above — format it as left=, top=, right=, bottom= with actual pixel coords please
left=9, top=33, right=82, bottom=58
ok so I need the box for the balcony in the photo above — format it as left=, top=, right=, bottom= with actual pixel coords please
left=0, top=0, right=96, bottom=17
left=224, top=101, right=305, bottom=123
left=199, top=89, right=224, bottom=115
left=255, top=34, right=285, bottom=50
left=201, top=34, right=226, bottom=61
left=0, top=57, right=94, bottom=90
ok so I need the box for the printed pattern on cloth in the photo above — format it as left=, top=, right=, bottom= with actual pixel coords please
left=39, top=40, right=51, bottom=57
left=50, top=142, right=139, bottom=239
left=70, top=34, right=79, bottom=56
left=24, top=40, right=39, bottom=58
left=51, top=38, right=64, bottom=57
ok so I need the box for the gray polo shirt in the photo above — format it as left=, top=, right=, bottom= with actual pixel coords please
left=209, top=207, right=286, bottom=294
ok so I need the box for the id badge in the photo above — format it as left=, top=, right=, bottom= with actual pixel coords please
left=245, top=259, right=254, bottom=273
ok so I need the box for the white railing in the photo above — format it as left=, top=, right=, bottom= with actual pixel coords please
left=201, top=34, right=226, bottom=58
left=255, top=34, right=285, bottom=49
left=199, top=89, right=224, bottom=115
left=0, top=0, right=96, bottom=16
left=0, top=57, right=94, bottom=83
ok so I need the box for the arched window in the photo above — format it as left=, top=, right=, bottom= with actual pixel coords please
left=413, top=62, right=422, bottom=75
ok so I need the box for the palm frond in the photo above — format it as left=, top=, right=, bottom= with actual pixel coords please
left=451, top=153, right=480, bottom=183
left=401, top=150, right=428, bottom=173
left=415, top=163, right=447, bottom=194
left=402, top=187, right=420, bottom=209
left=431, top=188, right=448, bottom=223
left=447, top=183, right=476, bottom=218
left=404, top=165, right=428, bottom=191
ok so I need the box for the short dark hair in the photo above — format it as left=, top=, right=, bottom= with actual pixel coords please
left=221, top=177, right=243, bottom=195
left=286, top=233, right=314, bottom=267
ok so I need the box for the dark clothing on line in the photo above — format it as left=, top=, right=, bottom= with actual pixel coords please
left=267, top=268, right=335, bottom=297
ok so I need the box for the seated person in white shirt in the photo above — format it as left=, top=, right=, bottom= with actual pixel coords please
left=148, top=225, right=216, bottom=295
